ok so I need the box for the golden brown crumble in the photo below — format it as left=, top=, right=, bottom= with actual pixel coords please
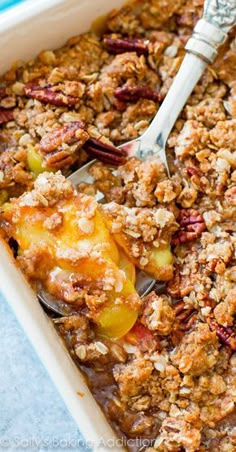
left=0, top=0, right=236, bottom=450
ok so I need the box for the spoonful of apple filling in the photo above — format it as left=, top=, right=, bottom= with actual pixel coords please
left=0, top=171, right=177, bottom=339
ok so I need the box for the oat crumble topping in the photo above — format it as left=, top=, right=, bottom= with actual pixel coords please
left=0, top=0, right=236, bottom=450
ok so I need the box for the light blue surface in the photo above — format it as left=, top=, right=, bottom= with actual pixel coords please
left=0, top=0, right=26, bottom=12
left=0, top=292, right=90, bottom=451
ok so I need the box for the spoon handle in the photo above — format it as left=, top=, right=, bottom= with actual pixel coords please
left=141, top=52, right=208, bottom=149
left=141, top=0, right=236, bottom=149
left=203, top=0, right=236, bottom=32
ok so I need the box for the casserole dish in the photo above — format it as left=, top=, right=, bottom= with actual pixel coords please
left=0, top=0, right=235, bottom=450
left=0, top=1, right=126, bottom=450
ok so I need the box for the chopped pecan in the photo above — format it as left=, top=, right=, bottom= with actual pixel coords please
left=179, top=209, right=203, bottom=226
left=24, top=83, right=78, bottom=107
left=103, top=35, right=149, bottom=56
left=0, top=108, right=14, bottom=125
left=167, top=267, right=193, bottom=298
left=39, top=121, right=88, bottom=153
left=173, top=300, right=188, bottom=316
left=209, top=318, right=236, bottom=351
left=170, top=301, right=197, bottom=345
left=173, top=301, right=197, bottom=331
left=114, top=85, right=160, bottom=103
left=83, top=138, right=127, bottom=166
left=180, top=314, right=198, bottom=331
left=172, top=209, right=206, bottom=246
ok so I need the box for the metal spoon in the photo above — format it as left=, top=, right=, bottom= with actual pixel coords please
left=39, top=0, right=236, bottom=316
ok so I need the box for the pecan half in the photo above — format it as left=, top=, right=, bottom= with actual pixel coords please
left=173, top=301, right=197, bottom=331
left=24, top=84, right=78, bottom=107
left=172, top=209, right=206, bottom=246
left=103, top=35, right=149, bottom=56
left=114, top=85, right=160, bottom=103
left=209, top=318, right=236, bottom=351
left=39, top=121, right=88, bottom=153
left=39, top=122, right=88, bottom=170
left=83, top=138, right=127, bottom=166
left=0, top=108, right=14, bottom=125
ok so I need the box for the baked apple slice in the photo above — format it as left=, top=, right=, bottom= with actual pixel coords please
left=1, top=172, right=139, bottom=339
left=102, top=202, right=177, bottom=281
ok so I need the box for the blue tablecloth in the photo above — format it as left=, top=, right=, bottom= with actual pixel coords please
left=0, top=293, right=88, bottom=451
left=0, top=0, right=25, bottom=12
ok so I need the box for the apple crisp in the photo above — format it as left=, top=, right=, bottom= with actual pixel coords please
left=0, top=0, right=236, bottom=451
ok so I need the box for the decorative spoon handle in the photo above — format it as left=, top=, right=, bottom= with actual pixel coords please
left=203, top=0, right=236, bottom=32
left=140, top=0, right=236, bottom=152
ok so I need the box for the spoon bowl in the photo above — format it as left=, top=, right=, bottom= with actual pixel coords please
left=38, top=159, right=156, bottom=317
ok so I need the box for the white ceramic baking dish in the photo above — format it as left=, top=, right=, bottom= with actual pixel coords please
left=0, top=1, right=127, bottom=450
